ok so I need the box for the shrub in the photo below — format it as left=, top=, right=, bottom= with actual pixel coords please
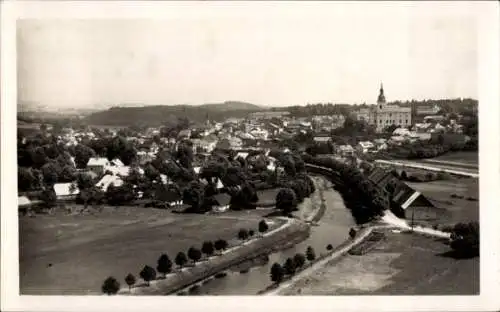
left=248, top=229, right=255, bottom=237
left=306, top=246, right=316, bottom=262
left=400, top=170, right=407, bottom=180
left=102, top=276, right=120, bottom=295
left=258, top=220, right=269, bottom=234
left=293, top=253, right=306, bottom=269
left=349, top=228, right=357, bottom=239
left=283, top=257, right=296, bottom=275
left=450, top=221, right=479, bottom=258
left=238, top=228, right=249, bottom=241
left=326, top=244, right=333, bottom=251
left=139, top=265, right=156, bottom=286
left=124, top=273, right=136, bottom=290
left=270, top=263, right=285, bottom=284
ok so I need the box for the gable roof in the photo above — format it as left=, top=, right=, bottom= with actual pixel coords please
left=95, top=175, right=124, bottom=192
left=18, top=196, right=31, bottom=206
left=87, top=157, right=110, bottom=167
left=111, top=158, right=124, bottom=167
left=54, top=183, right=79, bottom=197
left=213, top=193, right=232, bottom=206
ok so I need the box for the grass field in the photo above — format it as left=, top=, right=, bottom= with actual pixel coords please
left=19, top=206, right=274, bottom=295
left=433, top=151, right=478, bottom=165
left=282, top=230, right=478, bottom=295
left=406, top=178, right=479, bottom=224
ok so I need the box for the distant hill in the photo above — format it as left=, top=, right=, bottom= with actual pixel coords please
left=84, top=101, right=265, bottom=127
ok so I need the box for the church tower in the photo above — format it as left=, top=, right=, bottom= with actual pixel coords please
left=377, top=83, right=386, bottom=109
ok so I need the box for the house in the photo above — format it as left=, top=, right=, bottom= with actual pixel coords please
left=191, top=138, right=218, bottom=153
left=87, top=157, right=111, bottom=175
left=337, top=145, right=355, bottom=157
left=367, top=167, right=438, bottom=220
left=111, top=158, right=124, bottom=167
left=212, top=193, right=232, bottom=213
left=313, top=136, right=332, bottom=143
left=178, top=129, right=192, bottom=140
left=356, top=141, right=375, bottom=154
left=53, top=182, right=79, bottom=201
left=236, top=152, right=249, bottom=160
left=18, top=196, right=42, bottom=214
left=95, top=174, right=124, bottom=192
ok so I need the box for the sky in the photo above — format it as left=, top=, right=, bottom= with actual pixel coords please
left=17, top=2, right=479, bottom=109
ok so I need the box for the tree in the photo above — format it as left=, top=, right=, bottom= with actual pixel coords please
left=41, top=162, right=60, bottom=186
left=201, top=241, right=215, bottom=258
left=237, top=228, right=249, bottom=241
left=276, top=188, right=298, bottom=216
left=270, top=263, right=285, bottom=284
left=139, top=265, right=156, bottom=286
left=248, top=229, right=255, bottom=237
left=124, top=273, right=136, bottom=290
left=175, top=252, right=188, bottom=268
left=40, top=188, right=57, bottom=208
left=293, top=253, right=306, bottom=269
left=326, top=244, right=333, bottom=251
left=156, top=254, right=173, bottom=277
left=18, top=167, right=36, bottom=192
left=182, top=181, right=205, bottom=213
left=258, top=220, right=269, bottom=234
left=101, top=276, right=120, bottom=295
left=400, top=170, right=408, bottom=180
left=74, top=144, right=96, bottom=169
left=59, top=165, right=76, bottom=183
left=187, top=247, right=202, bottom=263
left=284, top=257, right=296, bottom=275
left=450, top=221, right=479, bottom=258
left=306, top=246, right=316, bottom=262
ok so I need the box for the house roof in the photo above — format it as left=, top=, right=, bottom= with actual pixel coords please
left=18, top=196, right=31, bottom=206
left=313, top=136, right=331, bottom=142
left=87, top=157, right=110, bottom=167
left=96, top=175, right=124, bottom=192
left=111, top=158, right=124, bottom=167
left=54, top=183, right=80, bottom=197
left=213, top=193, right=231, bottom=206
left=236, top=152, right=249, bottom=159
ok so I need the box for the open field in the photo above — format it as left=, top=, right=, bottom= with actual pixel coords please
left=431, top=151, right=478, bottom=165
left=19, top=206, right=275, bottom=295
left=406, top=178, right=479, bottom=224
left=281, top=230, right=478, bottom=295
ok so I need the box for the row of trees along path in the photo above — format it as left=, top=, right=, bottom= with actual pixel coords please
left=102, top=220, right=270, bottom=295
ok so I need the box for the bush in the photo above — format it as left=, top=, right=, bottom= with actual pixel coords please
left=238, top=228, right=249, bottom=241
left=270, top=263, right=285, bottom=284
left=258, top=220, right=269, bottom=234
left=326, top=244, right=333, bottom=251
left=306, top=246, right=316, bottom=262
left=248, top=229, right=255, bottom=237
left=124, top=273, right=136, bottom=290
left=450, top=221, right=479, bottom=258
left=400, top=171, right=408, bottom=180
left=283, top=257, right=296, bottom=275
left=102, top=276, right=120, bottom=295
left=293, top=253, right=306, bottom=269
left=139, top=265, right=156, bottom=286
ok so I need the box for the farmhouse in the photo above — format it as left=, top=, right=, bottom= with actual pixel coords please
left=53, top=183, right=79, bottom=201
left=87, top=157, right=111, bottom=175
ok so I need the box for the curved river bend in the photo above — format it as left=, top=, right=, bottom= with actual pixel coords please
left=183, top=176, right=355, bottom=295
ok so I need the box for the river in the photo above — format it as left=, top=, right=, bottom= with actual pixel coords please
left=183, top=176, right=355, bottom=295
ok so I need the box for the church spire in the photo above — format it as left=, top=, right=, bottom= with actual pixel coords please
left=377, top=82, right=386, bottom=105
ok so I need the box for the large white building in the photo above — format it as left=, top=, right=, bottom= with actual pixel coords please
left=357, top=84, right=412, bottom=132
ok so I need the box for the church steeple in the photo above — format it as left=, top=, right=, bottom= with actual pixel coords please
left=377, top=82, right=386, bottom=107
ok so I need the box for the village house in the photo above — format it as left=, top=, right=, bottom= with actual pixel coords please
left=53, top=182, right=79, bottom=201
left=87, top=157, right=111, bottom=176
left=356, top=141, right=376, bottom=154
left=336, top=144, right=355, bottom=157
left=212, top=193, right=232, bottom=213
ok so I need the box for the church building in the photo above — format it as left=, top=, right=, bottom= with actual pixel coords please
left=357, top=84, right=412, bottom=132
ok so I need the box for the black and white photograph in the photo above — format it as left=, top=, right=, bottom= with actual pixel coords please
left=1, top=1, right=499, bottom=311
